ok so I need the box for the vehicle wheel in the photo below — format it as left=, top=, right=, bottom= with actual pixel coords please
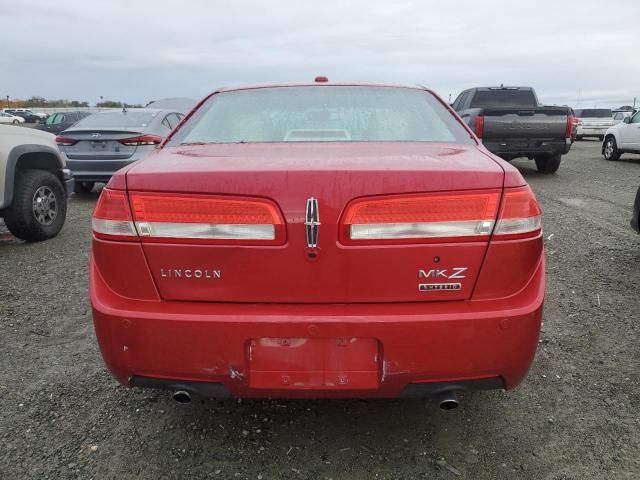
left=576, top=135, right=583, bottom=140
left=74, top=181, right=95, bottom=194
left=3, top=169, right=67, bottom=241
left=603, top=136, right=620, bottom=161
left=12, top=119, right=19, bottom=125
left=535, top=154, right=561, bottom=174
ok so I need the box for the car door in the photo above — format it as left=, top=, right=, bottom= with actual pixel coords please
left=620, top=112, right=640, bottom=151
left=41, top=113, right=60, bottom=132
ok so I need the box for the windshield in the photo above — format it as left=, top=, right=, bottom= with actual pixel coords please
left=574, top=109, right=612, bottom=118
left=469, top=90, right=537, bottom=108
left=168, top=86, right=474, bottom=145
left=71, top=111, right=158, bottom=129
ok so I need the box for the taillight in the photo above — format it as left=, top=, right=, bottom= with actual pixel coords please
left=56, top=135, right=77, bottom=146
left=119, top=134, right=163, bottom=146
left=340, top=190, right=500, bottom=244
left=128, top=192, right=285, bottom=245
left=565, top=115, right=574, bottom=139
left=92, top=189, right=137, bottom=241
left=493, top=186, right=542, bottom=239
left=474, top=115, right=484, bottom=139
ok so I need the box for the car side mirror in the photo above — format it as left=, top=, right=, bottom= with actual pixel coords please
left=623, top=117, right=631, bottom=124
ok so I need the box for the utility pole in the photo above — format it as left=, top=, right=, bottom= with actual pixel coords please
left=576, top=88, right=581, bottom=108
left=634, top=97, right=637, bottom=111
left=5, top=96, right=9, bottom=108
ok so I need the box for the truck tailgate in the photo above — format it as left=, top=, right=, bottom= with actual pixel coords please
left=482, top=107, right=568, bottom=141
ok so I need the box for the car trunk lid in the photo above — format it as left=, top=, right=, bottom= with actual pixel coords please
left=126, top=142, right=506, bottom=303
left=59, top=129, right=143, bottom=160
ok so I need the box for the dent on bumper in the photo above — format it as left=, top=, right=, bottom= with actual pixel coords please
left=91, top=258, right=544, bottom=399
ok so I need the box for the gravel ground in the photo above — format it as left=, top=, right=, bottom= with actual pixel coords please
left=1, top=140, right=639, bottom=479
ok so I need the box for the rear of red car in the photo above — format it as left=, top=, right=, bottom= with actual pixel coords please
left=90, top=84, right=544, bottom=406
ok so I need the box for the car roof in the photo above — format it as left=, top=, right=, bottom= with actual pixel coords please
left=473, top=86, right=533, bottom=91
left=90, top=108, right=167, bottom=114
left=212, top=81, right=429, bottom=94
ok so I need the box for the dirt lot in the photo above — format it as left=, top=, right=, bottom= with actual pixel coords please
left=1, top=140, right=639, bottom=479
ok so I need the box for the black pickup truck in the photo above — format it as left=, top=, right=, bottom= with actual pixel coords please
left=452, top=86, right=573, bottom=173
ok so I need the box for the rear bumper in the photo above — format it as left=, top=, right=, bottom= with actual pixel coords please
left=483, top=139, right=571, bottom=159
left=576, top=125, right=609, bottom=137
left=65, top=158, right=137, bottom=182
left=91, top=256, right=545, bottom=399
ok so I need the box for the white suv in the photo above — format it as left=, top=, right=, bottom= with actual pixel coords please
left=602, top=111, right=640, bottom=161
left=0, top=126, right=74, bottom=240
left=574, top=108, right=615, bottom=140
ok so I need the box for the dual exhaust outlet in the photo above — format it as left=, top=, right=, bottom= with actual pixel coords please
left=170, top=389, right=459, bottom=410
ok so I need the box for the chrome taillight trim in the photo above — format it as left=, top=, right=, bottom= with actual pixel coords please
left=134, top=222, right=275, bottom=240
left=92, top=218, right=137, bottom=237
left=350, top=220, right=495, bottom=240
left=494, top=216, right=541, bottom=236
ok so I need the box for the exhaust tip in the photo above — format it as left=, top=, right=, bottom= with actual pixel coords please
left=172, top=390, right=192, bottom=404
left=436, top=391, right=459, bottom=410
left=439, top=398, right=459, bottom=410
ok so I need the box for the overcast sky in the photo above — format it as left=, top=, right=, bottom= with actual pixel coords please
left=1, top=0, right=639, bottom=108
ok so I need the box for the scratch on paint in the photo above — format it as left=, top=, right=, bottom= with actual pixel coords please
left=229, top=367, right=244, bottom=380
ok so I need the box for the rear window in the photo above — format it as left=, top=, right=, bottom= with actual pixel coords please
left=470, top=90, right=537, bottom=108
left=168, top=86, right=474, bottom=145
left=573, top=109, right=612, bottom=118
left=72, top=111, right=158, bottom=129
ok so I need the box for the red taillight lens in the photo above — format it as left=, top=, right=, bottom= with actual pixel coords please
left=56, top=135, right=77, bottom=146
left=565, top=115, right=574, bottom=139
left=341, top=191, right=500, bottom=244
left=128, top=192, right=285, bottom=245
left=119, top=134, right=163, bottom=146
left=494, top=186, right=542, bottom=239
left=474, top=115, right=484, bottom=139
left=92, top=189, right=137, bottom=241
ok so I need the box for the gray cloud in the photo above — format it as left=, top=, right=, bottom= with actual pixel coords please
left=1, top=0, right=639, bottom=107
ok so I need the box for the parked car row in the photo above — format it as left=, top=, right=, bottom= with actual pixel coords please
left=1, top=108, right=48, bottom=123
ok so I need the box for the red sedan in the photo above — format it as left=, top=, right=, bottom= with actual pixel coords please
left=90, top=80, right=544, bottom=409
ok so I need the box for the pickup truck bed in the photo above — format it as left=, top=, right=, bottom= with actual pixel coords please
left=453, top=86, right=572, bottom=173
left=480, top=106, right=572, bottom=159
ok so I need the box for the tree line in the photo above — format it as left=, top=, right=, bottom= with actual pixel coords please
left=5, top=96, right=143, bottom=109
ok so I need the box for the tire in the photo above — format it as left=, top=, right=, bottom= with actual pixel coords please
left=535, top=154, right=562, bottom=174
left=74, top=181, right=95, bottom=194
left=12, top=119, right=19, bottom=125
left=575, top=135, right=583, bottom=141
left=603, top=136, right=620, bottom=161
left=3, top=169, right=67, bottom=241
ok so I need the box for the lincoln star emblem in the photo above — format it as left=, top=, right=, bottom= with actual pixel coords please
left=305, top=197, right=320, bottom=248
